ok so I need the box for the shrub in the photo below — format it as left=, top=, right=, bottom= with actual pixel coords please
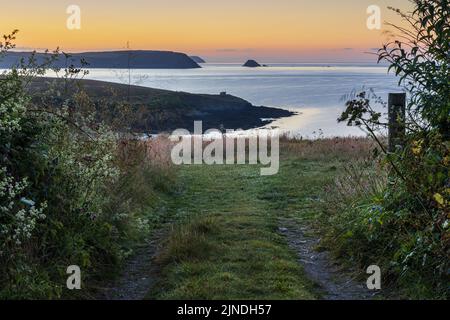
left=321, top=0, right=449, bottom=298
left=0, top=31, right=175, bottom=298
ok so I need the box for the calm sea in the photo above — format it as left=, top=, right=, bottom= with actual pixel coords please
left=85, top=63, right=402, bottom=137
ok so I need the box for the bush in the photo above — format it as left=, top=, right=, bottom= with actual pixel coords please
left=0, top=32, right=175, bottom=298
left=321, top=0, right=449, bottom=299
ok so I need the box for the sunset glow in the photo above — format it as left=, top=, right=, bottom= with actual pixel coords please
left=1, top=0, right=412, bottom=62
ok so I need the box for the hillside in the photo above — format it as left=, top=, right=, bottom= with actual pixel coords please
left=28, top=77, right=295, bottom=133
left=1, top=50, right=201, bottom=69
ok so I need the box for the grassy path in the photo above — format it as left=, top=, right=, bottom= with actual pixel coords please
left=148, top=156, right=341, bottom=299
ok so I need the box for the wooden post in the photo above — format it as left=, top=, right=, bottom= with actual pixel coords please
left=388, top=93, right=406, bottom=153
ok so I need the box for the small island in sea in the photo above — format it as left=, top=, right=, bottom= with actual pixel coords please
left=243, top=59, right=262, bottom=67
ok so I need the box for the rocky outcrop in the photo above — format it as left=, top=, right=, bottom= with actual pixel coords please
left=243, top=59, right=261, bottom=67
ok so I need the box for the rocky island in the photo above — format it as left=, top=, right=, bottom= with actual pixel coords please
left=243, top=59, right=262, bottom=67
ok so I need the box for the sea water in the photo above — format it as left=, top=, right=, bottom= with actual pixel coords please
left=84, top=63, right=402, bottom=137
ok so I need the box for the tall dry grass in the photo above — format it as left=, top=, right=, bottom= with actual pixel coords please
left=117, top=135, right=174, bottom=171
left=326, top=158, right=386, bottom=204
left=103, top=136, right=177, bottom=235
left=280, top=135, right=378, bottom=161
left=138, top=134, right=379, bottom=164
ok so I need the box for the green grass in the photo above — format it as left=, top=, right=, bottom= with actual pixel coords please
left=148, top=156, right=344, bottom=300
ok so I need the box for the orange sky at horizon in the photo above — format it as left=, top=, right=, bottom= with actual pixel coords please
left=1, top=0, right=412, bottom=62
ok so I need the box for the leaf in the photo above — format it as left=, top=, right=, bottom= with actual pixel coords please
left=433, top=193, right=445, bottom=206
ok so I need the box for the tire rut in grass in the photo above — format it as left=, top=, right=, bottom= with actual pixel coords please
left=98, top=229, right=166, bottom=300
left=279, top=218, right=377, bottom=300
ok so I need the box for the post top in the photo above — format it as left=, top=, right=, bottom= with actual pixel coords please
left=388, top=93, right=406, bottom=106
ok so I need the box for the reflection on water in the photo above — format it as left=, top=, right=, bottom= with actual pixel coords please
left=83, top=63, right=401, bottom=137
left=263, top=107, right=366, bottom=137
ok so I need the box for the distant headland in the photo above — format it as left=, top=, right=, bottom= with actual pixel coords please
left=190, top=56, right=206, bottom=63
left=0, top=50, right=201, bottom=69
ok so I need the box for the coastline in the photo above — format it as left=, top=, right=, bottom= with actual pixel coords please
left=79, top=63, right=398, bottom=137
left=28, top=77, right=296, bottom=133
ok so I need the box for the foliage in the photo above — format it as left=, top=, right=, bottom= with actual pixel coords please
left=327, top=0, right=449, bottom=298
left=0, top=31, right=174, bottom=298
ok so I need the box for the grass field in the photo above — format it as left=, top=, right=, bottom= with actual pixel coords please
left=147, top=150, right=348, bottom=299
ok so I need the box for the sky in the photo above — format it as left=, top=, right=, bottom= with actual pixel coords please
left=0, top=0, right=412, bottom=62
